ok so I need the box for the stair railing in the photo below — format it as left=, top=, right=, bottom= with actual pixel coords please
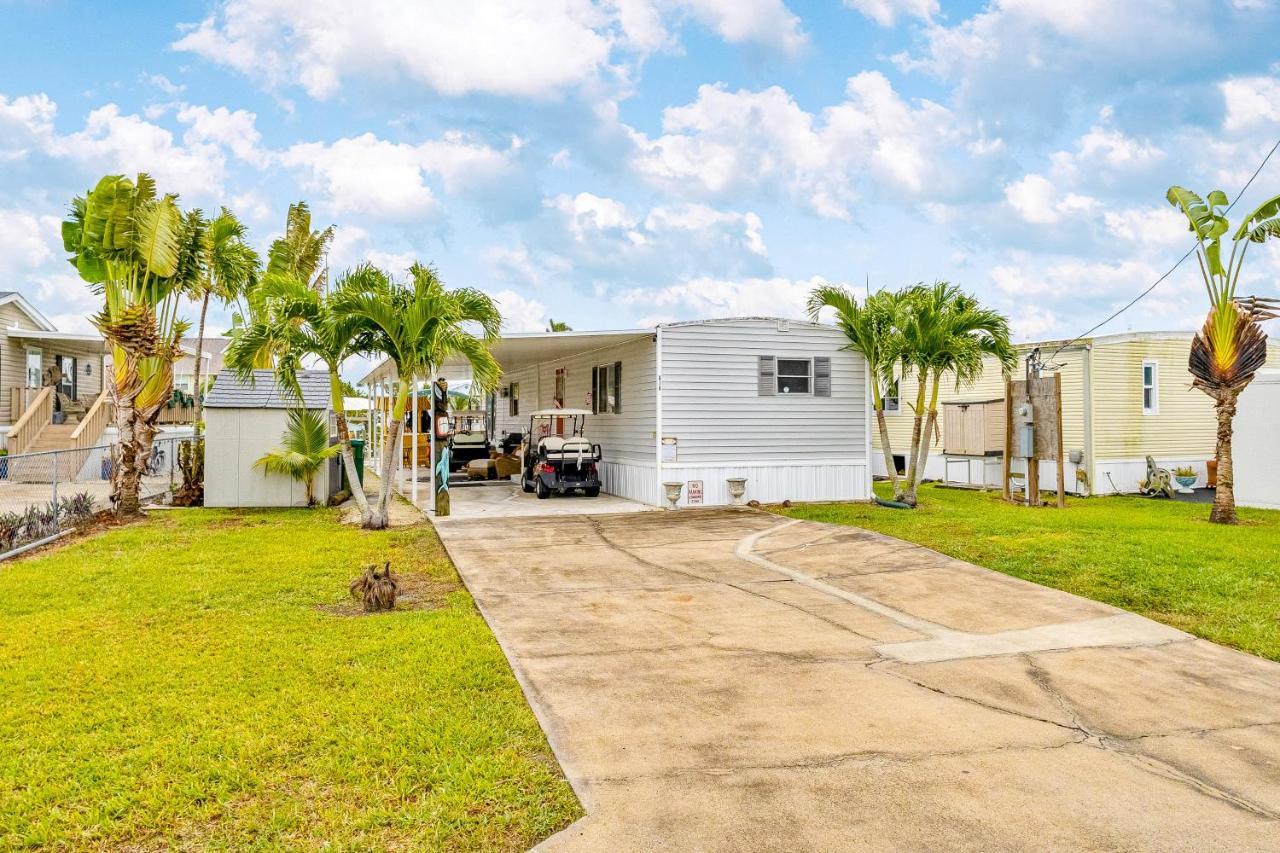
left=70, top=392, right=113, bottom=453
left=6, top=386, right=54, bottom=455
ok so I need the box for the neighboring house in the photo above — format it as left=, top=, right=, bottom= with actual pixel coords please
left=0, top=292, right=110, bottom=454
left=174, top=337, right=230, bottom=395
left=204, top=369, right=341, bottom=508
left=872, top=331, right=1280, bottom=495
left=1234, top=369, right=1280, bottom=510
left=361, top=318, right=872, bottom=507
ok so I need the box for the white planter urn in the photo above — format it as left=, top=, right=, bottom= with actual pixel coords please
left=662, top=481, right=684, bottom=510
left=726, top=477, right=748, bottom=505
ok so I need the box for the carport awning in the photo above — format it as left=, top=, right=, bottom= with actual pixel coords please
left=358, top=328, right=651, bottom=386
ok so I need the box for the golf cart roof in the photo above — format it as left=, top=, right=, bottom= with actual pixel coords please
left=530, top=408, right=591, bottom=417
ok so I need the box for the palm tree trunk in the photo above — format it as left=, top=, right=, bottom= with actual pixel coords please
left=875, top=407, right=899, bottom=495
left=369, top=379, right=410, bottom=529
left=911, top=374, right=942, bottom=498
left=328, top=372, right=371, bottom=524
left=192, top=292, right=209, bottom=434
left=1210, top=388, right=1239, bottom=524
left=899, top=377, right=928, bottom=506
left=113, top=398, right=142, bottom=517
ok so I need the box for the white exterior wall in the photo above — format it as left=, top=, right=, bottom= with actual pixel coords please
left=495, top=336, right=660, bottom=505
left=205, top=407, right=333, bottom=508
left=1235, top=370, right=1280, bottom=509
left=658, top=320, right=870, bottom=507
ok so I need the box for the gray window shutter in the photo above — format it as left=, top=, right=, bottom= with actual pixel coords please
left=758, top=356, right=776, bottom=396
left=614, top=361, right=622, bottom=413
left=814, top=357, right=831, bottom=397
left=591, top=366, right=599, bottom=414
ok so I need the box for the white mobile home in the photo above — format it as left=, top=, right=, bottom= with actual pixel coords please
left=362, top=318, right=871, bottom=508
left=1235, top=369, right=1280, bottom=510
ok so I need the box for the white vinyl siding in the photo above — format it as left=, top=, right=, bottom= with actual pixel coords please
left=659, top=320, right=867, bottom=465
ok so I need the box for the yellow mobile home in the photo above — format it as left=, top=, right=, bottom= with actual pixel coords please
left=872, top=331, right=1280, bottom=495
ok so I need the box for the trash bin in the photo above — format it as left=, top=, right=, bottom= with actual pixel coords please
left=350, top=439, right=365, bottom=489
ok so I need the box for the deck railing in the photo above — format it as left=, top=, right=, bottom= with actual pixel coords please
left=70, top=392, right=112, bottom=452
left=6, top=387, right=53, bottom=455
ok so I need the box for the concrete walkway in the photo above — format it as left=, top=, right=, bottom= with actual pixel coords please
left=433, top=509, right=1280, bottom=851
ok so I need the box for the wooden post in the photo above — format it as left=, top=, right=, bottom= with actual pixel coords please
left=1002, top=379, right=1014, bottom=502
left=1055, top=372, right=1066, bottom=508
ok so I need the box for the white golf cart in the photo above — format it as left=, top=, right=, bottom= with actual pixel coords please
left=448, top=408, right=490, bottom=472
left=521, top=409, right=603, bottom=499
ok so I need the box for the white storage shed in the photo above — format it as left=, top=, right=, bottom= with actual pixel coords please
left=361, top=317, right=872, bottom=508
left=1235, top=369, right=1280, bottom=510
left=203, top=369, right=340, bottom=508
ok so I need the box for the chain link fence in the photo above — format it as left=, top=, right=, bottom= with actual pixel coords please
left=0, top=435, right=195, bottom=558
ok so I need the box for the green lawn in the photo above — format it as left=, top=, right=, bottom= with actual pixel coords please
left=0, top=509, right=581, bottom=850
left=778, top=485, right=1280, bottom=662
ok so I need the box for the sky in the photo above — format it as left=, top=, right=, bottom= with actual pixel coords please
left=4, top=0, right=1280, bottom=381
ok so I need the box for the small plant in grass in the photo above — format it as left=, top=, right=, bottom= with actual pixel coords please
left=349, top=561, right=398, bottom=612
left=57, top=492, right=97, bottom=527
left=254, top=408, right=340, bottom=506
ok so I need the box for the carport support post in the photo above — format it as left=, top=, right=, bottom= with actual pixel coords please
left=411, top=374, right=419, bottom=509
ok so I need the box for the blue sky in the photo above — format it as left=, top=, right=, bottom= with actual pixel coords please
left=4, top=0, right=1280, bottom=380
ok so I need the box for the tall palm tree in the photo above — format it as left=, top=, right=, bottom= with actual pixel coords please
left=63, top=173, right=202, bottom=517
left=226, top=266, right=378, bottom=522
left=334, top=263, right=502, bottom=529
left=807, top=284, right=903, bottom=495
left=890, top=282, right=1015, bottom=507
left=234, top=201, right=334, bottom=368
left=188, top=208, right=259, bottom=430
left=254, top=408, right=341, bottom=506
left=1167, top=186, right=1280, bottom=523
left=547, top=319, right=572, bottom=332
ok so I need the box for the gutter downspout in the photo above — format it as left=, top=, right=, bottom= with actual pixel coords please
left=1083, top=344, right=1095, bottom=496
left=654, top=327, right=663, bottom=508
left=863, top=354, right=873, bottom=500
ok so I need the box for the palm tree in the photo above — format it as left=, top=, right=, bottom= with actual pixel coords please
left=254, top=408, right=341, bottom=506
left=334, top=263, right=501, bottom=528
left=188, top=208, right=259, bottom=430
left=226, top=266, right=378, bottom=522
left=807, top=284, right=903, bottom=495
left=234, top=201, right=334, bottom=368
left=62, top=173, right=202, bottom=517
left=1167, top=186, right=1280, bottom=523
left=547, top=319, right=572, bottom=332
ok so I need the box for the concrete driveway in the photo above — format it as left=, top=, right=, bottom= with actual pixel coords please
left=433, top=509, right=1280, bottom=851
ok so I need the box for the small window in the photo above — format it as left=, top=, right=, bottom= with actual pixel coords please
left=554, top=368, right=566, bottom=408
left=1142, top=361, right=1158, bottom=414
left=776, top=358, right=812, bottom=394
left=509, top=382, right=520, bottom=416
left=883, top=379, right=900, bottom=413
left=594, top=362, right=621, bottom=414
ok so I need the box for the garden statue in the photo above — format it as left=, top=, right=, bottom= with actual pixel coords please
left=1138, top=455, right=1176, bottom=499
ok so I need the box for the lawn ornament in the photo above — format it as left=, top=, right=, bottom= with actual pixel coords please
left=1138, top=455, right=1176, bottom=499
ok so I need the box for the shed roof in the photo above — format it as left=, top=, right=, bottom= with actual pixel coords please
left=203, top=369, right=331, bottom=409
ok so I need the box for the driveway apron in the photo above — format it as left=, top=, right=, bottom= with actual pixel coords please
left=432, top=508, right=1280, bottom=851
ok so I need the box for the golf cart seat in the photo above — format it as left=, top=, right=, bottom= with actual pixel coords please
left=452, top=429, right=486, bottom=448
left=540, top=435, right=598, bottom=462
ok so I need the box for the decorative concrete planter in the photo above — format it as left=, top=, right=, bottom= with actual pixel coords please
left=1175, top=474, right=1197, bottom=494
left=726, top=477, right=747, bottom=505
left=662, top=481, right=684, bottom=510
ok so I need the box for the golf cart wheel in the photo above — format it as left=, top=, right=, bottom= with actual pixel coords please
left=535, top=479, right=550, bottom=499
left=584, top=486, right=600, bottom=497
left=522, top=481, right=534, bottom=493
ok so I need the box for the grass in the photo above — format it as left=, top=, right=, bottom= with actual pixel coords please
left=778, top=484, right=1280, bottom=662
left=0, top=509, right=581, bottom=850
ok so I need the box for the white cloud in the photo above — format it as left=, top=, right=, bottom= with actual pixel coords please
left=630, top=71, right=979, bottom=219
left=146, top=74, right=186, bottom=96
left=844, top=0, right=937, bottom=27
left=0, top=93, right=57, bottom=159
left=491, top=289, right=550, bottom=332
left=1102, top=206, right=1186, bottom=248
left=0, top=209, right=57, bottom=274
left=280, top=131, right=518, bottom=220
left=174, top=0, right=805, bottom=102
left=1221, top=75, right=1280, bottom=132
left=1002, top=173, right=1098, bottom=225
left=177, top=104, right=265, bottom=165
left=617, top=274, right=826, bottom=322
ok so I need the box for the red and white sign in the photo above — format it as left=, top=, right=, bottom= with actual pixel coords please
left=687, top=480, right=703, bottom=505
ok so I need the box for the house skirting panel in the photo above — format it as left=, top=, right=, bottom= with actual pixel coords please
left=600, top=460, right=661, bottom=506
left=1094, top=457, right=1210, bottom=495
left=657, top=460, right=870, bottom=508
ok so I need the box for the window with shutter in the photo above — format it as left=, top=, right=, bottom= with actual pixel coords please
left=758, top=356, right=776, bottom=396
left=814, top=357, right=831, bottom=397
left=591, top=366, right=600, bottom=414
left=613, top=360, right=622, bottom=412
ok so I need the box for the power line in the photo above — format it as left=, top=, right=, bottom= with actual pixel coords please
left=1048, top=135, right=1280, bottom=360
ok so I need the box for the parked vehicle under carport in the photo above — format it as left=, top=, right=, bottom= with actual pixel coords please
left=521, top=409, right=602, bottom=499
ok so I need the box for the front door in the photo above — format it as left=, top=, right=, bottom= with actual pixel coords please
left=55, top=355, right=77, bottom=400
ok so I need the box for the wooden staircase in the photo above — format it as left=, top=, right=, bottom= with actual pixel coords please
left=26, top=423, right=79, bottom=454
